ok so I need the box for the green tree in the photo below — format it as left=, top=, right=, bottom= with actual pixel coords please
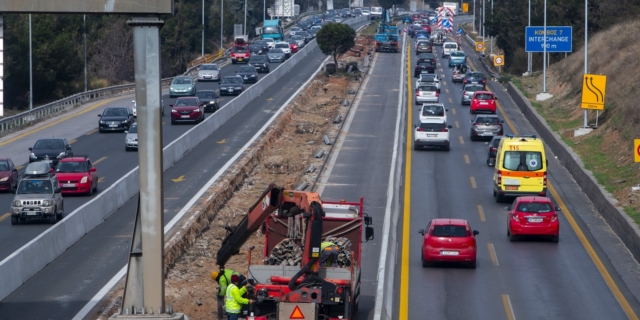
left=316, top=22, right=356, bottom=66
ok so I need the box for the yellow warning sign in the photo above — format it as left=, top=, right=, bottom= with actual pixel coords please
left=462, top=3, right=469, bottom=12
left=581, top=74, right=607, bottom=110
left=475, top=42, right=485, bottom=51
left=634, top=139, right=640, bottom=163
left=493, top=55, right=504, bottom=67
left=290, top=305, right=305, bottom=319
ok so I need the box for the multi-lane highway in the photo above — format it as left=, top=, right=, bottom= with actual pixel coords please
left=402, top=29, right=640, bottom=319
left=0, top=19, right=370, bottom=319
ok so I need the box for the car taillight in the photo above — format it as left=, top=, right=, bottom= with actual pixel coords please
left=435, top=91, right=439, bottom=97
left=463, top=91, right=467, bottom=96
left=440, top=128, right=448, bottom=132
left=416, top=89, right=420, bottom=96
left=482, top=79, right=486, bottom=84
left=375, top=41, right=380, bottom=46
left=463, top=79, right=467, bottom=84
left=490, top=147, right=497, bottom=152
left=497, top=170, right=502, bottom=185
left=417, top=127, right=424, bottom=131
left=512, top=215, right=519, bottom=222
left=551, top=214, right=558, bottom=222
left=543, top=173, right=547, bottom=187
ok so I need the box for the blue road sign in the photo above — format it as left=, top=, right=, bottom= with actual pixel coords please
left=457, top=28, right=463, bottom=34
left=525, top=26, right=572, bottom=52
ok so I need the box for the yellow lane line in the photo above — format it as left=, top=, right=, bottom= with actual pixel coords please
left=0, top=97, right=121, bottom=148
left=69, top=139, right=77, bottom=144
left=464, top=154, right=470, bottom=164
left=98, top=177, right=105, bottom=183
left=445, top=88, right=449, bottom=94
left=399, top=41, right=413, bottom=320
left=442, top=81, right=447, bottom=86
left=455, top=121, right=459, bottom=128
left=0, top=213, right=10, bottom=222
left=470, top=176, right=476, bottom=188
left=477, top=205, right=486, bottom=221
left=470, top=54, right=639, bottom=319
left=488, top=243, right=499, bottom=266
left=459, top=136, right=464, bottom=144
left=451, top=108, right=456, bottom=114
left=93, top=157, right=107, bottom=165
left=448, top=97, right=453, bottom=103
left=17, top=165, right=24, bottom=170
left=502, top=294, right=516, bottom=320
left=85, top=129, right=98, bottom=136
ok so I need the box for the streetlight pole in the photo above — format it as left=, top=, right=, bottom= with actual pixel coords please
left=490, top=0, right=493, bottom=55
left=244, top=0, right=247, bottom=34
left=29, top=14, right=33, bottom=110
left=482, top=0, right=485, bottom=41
left=202, top=0, right=205, bottom=57
left=221, top=0, right=224, bottom=50
left=84, top=14, right=87, bottom=92
left=264, top=0, right=266, bottom=22
left=472, top=0, right=475, bottom=32
left=527, top=0, right=531, bottom=74
left=542, top=0, right=547, bottom=93
left=583, top=0, right=588, bottom=127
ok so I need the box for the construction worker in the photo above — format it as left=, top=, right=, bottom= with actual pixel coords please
left=225, top=274, right=253, bottom=320
left=319, top=241, right=340, bottom=267
left=212, top=269, right=247, bottom=320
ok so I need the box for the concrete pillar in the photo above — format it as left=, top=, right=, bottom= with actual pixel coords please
left=0, top=15, right=4, bottom=116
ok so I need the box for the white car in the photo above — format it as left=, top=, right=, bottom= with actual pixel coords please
left=132, top=99, right=165, bottom=117
left=275, top=41, right=292, bottom=57
left=124, top=122, right=138, bottom=151
left=263, top=38, right=275, bottom=49
left=310, top=25, right=321, bottom=32
left=417, top=73, right=440, bottom=92
left=442, top=41, right=459, bottom=58
left=361, top=8, right=371, bottom=17
left=418, top=103, right=448, bottom=123
left=415, top=83, right=439, bottom=104
left=289, top=26, right=301, bottom=36
left=197, top=63, right=221, bottom=81
left=414, top=119, right=452, bottom=151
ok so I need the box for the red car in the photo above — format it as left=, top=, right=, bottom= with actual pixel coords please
left=421, top=24, right=431, bottom=33
left=506, top=196, right=560, bottom=242
left=289, top=42, right=299, bottom=53
left=55, top=156, right=98, bottom=196
left=0, top=158, right=18, bottom=191
left=419, top=218, right=479, bottom=268
left=231, top=45, right=251, bottom=64
left=170, top=97, right=205, bottom=124
left=470, top=91, right=497, bottom=114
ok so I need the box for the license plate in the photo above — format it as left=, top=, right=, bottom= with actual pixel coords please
left=441, top=251, right=459, bottom=256
left=528, top=218, right=543, bottom=223
left=44, top=160, right=52, bottom=163
left=238, top=58, right=243, bottom=61
left=480, top=102, right=488, bottom=105
left=181, top=115, right=190, bottom=118
left=228, top=89, right=233, bottom=92
left=426, top=134, right=437, bottom=137
left=26, top=212, right=38, bottom=216
left=505, top=185, right=519, bottom=190
left=109, top=124, right=119, bottom=127
left=503, top=178, right=520, bottom=185
left=63, top=183, right=76, bottom=187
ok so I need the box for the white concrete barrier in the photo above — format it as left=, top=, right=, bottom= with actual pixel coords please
left=0, top=16, right=368, bottom=303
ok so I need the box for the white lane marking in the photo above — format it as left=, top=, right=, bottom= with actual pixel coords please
left=373, top=32, right=406, bottom=319
left=72, top=42, right=337, bottom=320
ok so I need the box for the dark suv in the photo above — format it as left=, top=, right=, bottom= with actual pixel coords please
left=28, top=138, right=73, bottom=166
left=249, top=55, right=270, bottom=73
left=417, top=53, right=436, bottom=65
left=485, top=136, right=503, bottom=166
left=463, top=72, right=486, bottom=86
left=469, top=115, right=504, bottom=141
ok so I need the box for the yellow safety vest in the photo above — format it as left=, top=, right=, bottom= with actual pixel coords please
left=225, top=283, right=247, bottom=314
left=321, top=241, right=336, bottom=251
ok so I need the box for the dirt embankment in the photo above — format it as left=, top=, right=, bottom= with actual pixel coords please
left=96, top=34, right=375, bottom=320
left=515, top=20, right=640, bottom=223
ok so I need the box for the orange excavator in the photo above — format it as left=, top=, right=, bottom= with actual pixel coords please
left=215, top=183, right=373, bottom=320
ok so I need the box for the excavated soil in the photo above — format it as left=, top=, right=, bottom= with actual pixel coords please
left=96, top=35, right=375, bottom=320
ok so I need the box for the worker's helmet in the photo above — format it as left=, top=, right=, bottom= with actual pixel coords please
left=211, top=271, right=219, bottom=281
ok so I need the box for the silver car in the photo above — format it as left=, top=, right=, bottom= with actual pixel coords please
left=10, top=162, right=64, bottom=225
left=289, top=26, right=301, bottom=36
left=198, top=63, right=221, bottom=81
left=290, top=35, right=306, bottom=48
left=461, top=84, right=485, bottom=105
left=267, top=48, right=286, bottom=63
left=124, top=122, right=138, bottom=151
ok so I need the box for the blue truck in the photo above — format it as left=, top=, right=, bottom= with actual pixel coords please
left=261, top=19, right=284, bottom=41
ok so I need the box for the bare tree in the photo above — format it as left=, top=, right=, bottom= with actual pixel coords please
left=89, top=18, right=134, bottom=85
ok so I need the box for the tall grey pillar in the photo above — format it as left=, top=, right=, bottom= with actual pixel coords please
left=124, top=16, right=165, bottom=315
left=0, top=15, right=4, bottom=117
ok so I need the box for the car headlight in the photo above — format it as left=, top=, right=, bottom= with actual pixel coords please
left=209, top=101, right=215, bottom=104
left=187, top=86, right=193, bottom=90
left=30, top=153, right=37, bottom=159
left=80, top=176, right=88, bottom=184
left=122, top=120, right=129, bottom=123
left=12, top=200, right=21, bottom=207
left=126, top=138, right=135, bottom=142
left=0, top=177, right=8, bottom=182
left=172, top=109, right=178, bottom=113
left=100, top=120, right=105, bottom=124
left=43, top=200, right=53, bottom=206
left=193, top=109, right=200, bottom=113
left=57, top=152, right=66, bottom=158
left=170, top=87, right=174, bottom=91
left=235, top=87, right=242, bottom=90
left=250, top=75, right=256, bottom=77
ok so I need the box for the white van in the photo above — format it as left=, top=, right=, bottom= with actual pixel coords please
left=442, top=42, right=459, bottom=58
left=370, top=7, right=383, bottom=20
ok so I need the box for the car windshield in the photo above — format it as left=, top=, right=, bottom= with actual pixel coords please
left=418, top=85, right=437, bottom=92
left=291, top=27, right=300, bottom=31
left=200, top=64, right=219, bottom=70
left=475, top=93, right=494, bottom=100
left=491, top=137, right=502, bottom=147
left=431, top=225, right=468, bottom=237
left=468, top=72, right=484, bottom=78
left=465, top=85, right=484, bottom=92
left=276, top=43, right=288, bottom=48
left=0, top=161, right=9, bottom=171
left=298, top=32, right=309, bottom=36
left=174, top=98, right=198, bottom=106
left=173, top=77, right=192, bottom=85
left=417, top=41, right=429, bottom=46
left=56, top=161, right=88, bottom=173
left=516, top=202, right=552, bottom=213
left=270, top=48, right=284, bottom=53
left=103, top=108, right=129, bottom=117
left=222, top=77, right=243, bottom=84
left=238, top=66, right=254, bottom=73
left=196, top=91, right=217, bottom=99
left=233, top=46, right=248, bottom=53
left=475, top=117, right=500, bottom=124
left=503, top=151, right=543, bottom=171
left=263, top=27, right=281, bottom=34
left=420, top=75, right=436, bottom=82
left=422, top=105, right=444, bottom=116
left=451, top=52, right=465, bottom=57
left=418, top=122, right=445, bottom=131
left=251, top=55, right=266, bottom=61
left=129, top=125, right=138, bottom=133
left=18, top=179, right=53, bottom=194
left=34, top=139, right=64, bottom=150
left=292, top=36, right=303, bottom=40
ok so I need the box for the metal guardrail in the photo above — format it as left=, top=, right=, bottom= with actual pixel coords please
left=463, top=32, right=501, bottom=80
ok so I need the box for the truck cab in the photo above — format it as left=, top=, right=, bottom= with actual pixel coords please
left=261, top=20, right=284, bottom=41
left=10, top=162, right=64, bottom=225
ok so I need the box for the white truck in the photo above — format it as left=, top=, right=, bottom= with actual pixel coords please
left=443, top=2, right=458, bottom=15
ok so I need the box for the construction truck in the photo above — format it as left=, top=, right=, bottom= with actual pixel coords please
left=215, top=184, right=374, bottom=320
left=374, top=8, right=400, bottom=52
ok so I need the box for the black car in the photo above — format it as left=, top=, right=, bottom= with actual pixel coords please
left=98, top=107, right=134, bottom=132
left=463, top=72, right=487, bottom=86
left=249, top=44, right=263, bottom=55
left=28, top=138, right=73, bottom=166
left=195, top=90, right=219, bottom=112
left=252, top=40, right=270, bottom=53
left=485, top=136, right=503, bottom=166
left=249, top=55, right=270, bottom=73
left=236, top=66, right=259, bottom=84
left=219, top=76, right=245, bottom=96
left=414, top=61, right=436, bottom=77
left=417, top=53, right=436, bottom=65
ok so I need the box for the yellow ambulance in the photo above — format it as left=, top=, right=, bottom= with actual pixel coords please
left=493, top=135, right=548, bottom=202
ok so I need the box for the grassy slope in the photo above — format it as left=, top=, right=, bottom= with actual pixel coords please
left=514, top=20, right=640, bottom=225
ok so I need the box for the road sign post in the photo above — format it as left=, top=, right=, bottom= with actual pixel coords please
left=525, top=26, right=572, bottom=53
left=493, top=55, right=504, bottom=67
left=581, top=74, right=607, bottom=110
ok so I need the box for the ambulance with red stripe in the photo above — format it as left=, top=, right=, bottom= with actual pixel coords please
left=493, top=135, right=548, bottom=202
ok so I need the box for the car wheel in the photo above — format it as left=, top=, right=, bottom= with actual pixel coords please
left=444, top=145, right=450, bottom=151
left=99, top=128, right=104, bottom=133
left=469, top=260, right=477, bottom=269
left=495, top=193, right=504, bottom=203
left=171, top=120, right=176, bottom=125
left=509, top=233, right=517, bottom=242
left=48, top=211, right=58, bottom=224
left=93, top=182, right=98, bottom=193
left=125, top=146, right=130, bottom=152
left=11, top=216, right=18, bottom=225
left=469, top=135, right=475, bottom=141
left=551, top=235, right=559, bottom=243
left=57, top=203, right=64, bottom=220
